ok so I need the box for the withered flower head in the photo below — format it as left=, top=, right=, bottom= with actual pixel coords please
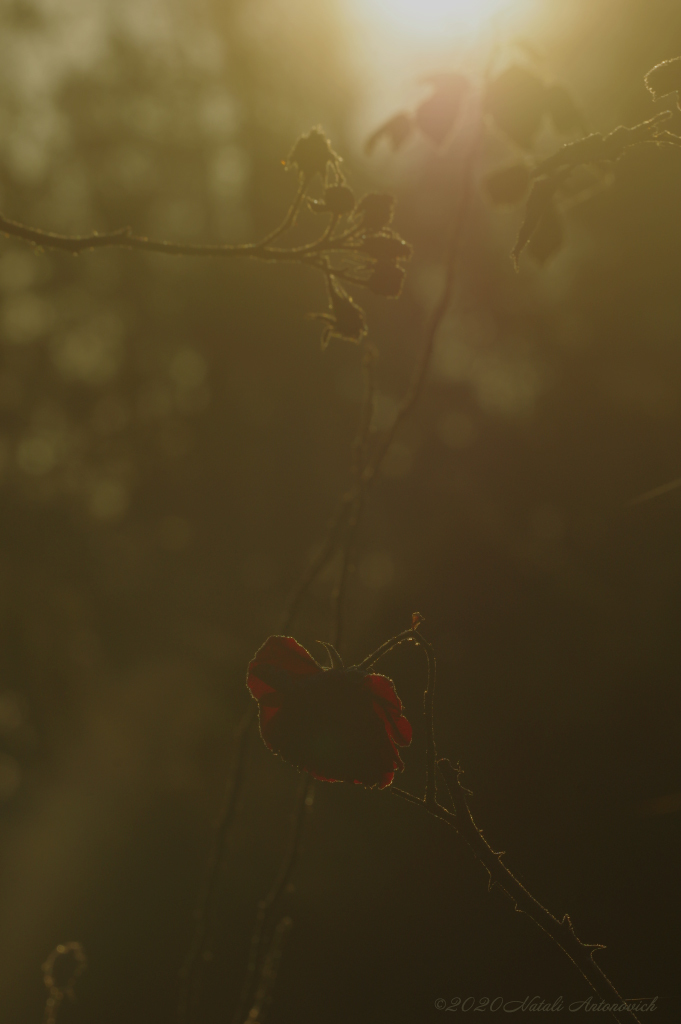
left=288, top=127, right=342, bottom=182
left=247, top=635, right=412, bottom=789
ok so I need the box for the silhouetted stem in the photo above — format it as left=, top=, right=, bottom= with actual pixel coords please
left=178, top=705, right=255, bottom=1024
left=231, top=775, right=313, bottom=1024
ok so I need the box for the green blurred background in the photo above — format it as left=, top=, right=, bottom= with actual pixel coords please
left=0, top=0, right=679, bottom=1020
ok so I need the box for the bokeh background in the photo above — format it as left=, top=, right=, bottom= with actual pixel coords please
left=0, top=0, right=679, bottom=1020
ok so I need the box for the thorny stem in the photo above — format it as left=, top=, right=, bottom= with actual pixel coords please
left=434, top=759, right=639, bottom=1024
left=390, top=667, right=639, bottom=1024
left=231, top=775, right=313, bottom=1024
left=178, top=705, right=255, bottom=1024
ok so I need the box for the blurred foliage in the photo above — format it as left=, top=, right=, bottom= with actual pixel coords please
left=0, top=1, right=679, bottom=1023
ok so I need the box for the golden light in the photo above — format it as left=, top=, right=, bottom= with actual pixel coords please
left=360, top=0, right=516, bottom=38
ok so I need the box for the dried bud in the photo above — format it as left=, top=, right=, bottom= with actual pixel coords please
left=355, top=193, right=395, bottom=233
left=288, top=128, right=342, bottom=182
left=323, top=185, right=356, bottom=215
left=366, top=262, right=406, bottom=298
left=645, top=57, right=681, bottom=107
left=358, top=235, right=412, bottom=262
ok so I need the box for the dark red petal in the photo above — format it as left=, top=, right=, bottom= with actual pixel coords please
left=247, top=676, right=277, bottom=701
left=251, top=635, right=321, bottom=676
left=365, top=674, right=412, bottom=746
left=365, top=673, right=401, bottom=711
left=391, top=713, right=413, bottom=746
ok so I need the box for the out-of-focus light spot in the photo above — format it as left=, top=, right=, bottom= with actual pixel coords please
left=358, top=550, right=396, bottom=589
left=200, top=93, right=239, bottom=137
left=438, top=410, right=476, bottom=449
left=2, top=292, right=53, bottom=344
left=89, top=480, right=129, bottom=520
left=51, top=314, right=124, bottom=384
left=358, top=0, right=514, bottom=38
left=0, top=691, right=24, bottom=734
left=158, top=515, right=193, bottom=551
left=210, top=146, right=248, bottom=199
left=16, top=433, right=59, bottom=475
left=0, top=752, right=21, bottom=801
left=380, top=442, right=414, bottom=479
left=169, top=348, right=207, bottom=390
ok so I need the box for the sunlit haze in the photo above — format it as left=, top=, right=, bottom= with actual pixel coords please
left=359, top=0, right=516, bottom=38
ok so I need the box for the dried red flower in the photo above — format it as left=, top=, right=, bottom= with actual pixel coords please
left=247, top=635, right=412, bottom=789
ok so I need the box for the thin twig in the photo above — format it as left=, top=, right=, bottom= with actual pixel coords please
left=241, top=916, right=294, bottom=1024
left=231, top=775, right=313, bottom=1024
left=178, top=705, right=255, bottom=1024
left=331, top=344, right=376, bottom=650
left=413, top=628, right=437, bottom=809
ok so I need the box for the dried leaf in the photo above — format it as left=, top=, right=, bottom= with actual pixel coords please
left=527, top=201, right=564, bottom=264
left=483, top=163, right=531, bottom=205
left=485, top=66, right=547, bottom=148
left=645, top=56, right=681, bottom=108
left=414, top=74, right=469, bottom=145
left=365, top=112, right=414, bottom=156
left=511, top=176, right=560, bottom=269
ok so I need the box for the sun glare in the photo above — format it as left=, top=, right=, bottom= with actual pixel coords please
left=362, top=0, right=514, bottom=38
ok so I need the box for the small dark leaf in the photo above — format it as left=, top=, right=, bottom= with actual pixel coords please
left=511, top=175, right=560, bottom=268
left=366, top=262, right=406, bottom=298
left=546, top=83, right=584, bottom=134
left=527, top=201, right=564, bottom=264
left=355, top=193, right=396, bottom=233
left=415, top=74, right=469, bottom=145
left=365, top=112, right=414, bottom=156
left=483, top=163, right=531, bottom=205
left=485, top=66, right=548, bottom=148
